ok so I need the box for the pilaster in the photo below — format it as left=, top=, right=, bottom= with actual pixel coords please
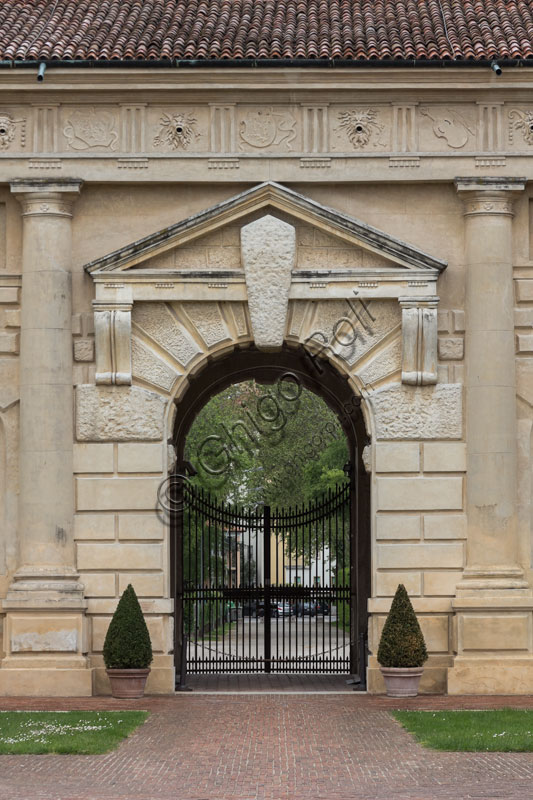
left=448, top=177, right=533, bottom=694
left=0, top=179, right=91, bottom=697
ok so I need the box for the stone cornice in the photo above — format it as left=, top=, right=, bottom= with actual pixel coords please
left=3, top=66, right=533, bottom=92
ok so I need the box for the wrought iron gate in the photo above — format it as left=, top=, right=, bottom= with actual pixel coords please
left=176, top=482, right=354, bottom=674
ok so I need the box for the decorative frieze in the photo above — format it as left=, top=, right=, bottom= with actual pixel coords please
left=399, top=296, right=439, bottom=386
left=93, top=302, right=132, bottom=385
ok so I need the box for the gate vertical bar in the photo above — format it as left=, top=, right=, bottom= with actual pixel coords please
left=350, top=468, right=358, bottom=676
left=263, top=505, right=271, bottom=674
left=174, top=473, right=184, bottom=684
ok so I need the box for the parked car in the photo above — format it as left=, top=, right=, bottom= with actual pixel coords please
left=272, top=602, right=293, bottom=617
left=295, top=601, right=316, bottom=617
left=315, top=601, right=330, bottom=615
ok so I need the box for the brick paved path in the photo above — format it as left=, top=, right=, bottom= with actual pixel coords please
left=2, top=695, right=533, bottom=800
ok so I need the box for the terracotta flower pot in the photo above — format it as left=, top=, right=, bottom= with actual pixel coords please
left=106, top=668, right=151, bottom=698
left=379, top=665, right=423, bottom=697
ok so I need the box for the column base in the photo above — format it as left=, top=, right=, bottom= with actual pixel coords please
left=448, top=568, right=533, bottom=694
left=448, top=657, right=533, bottom=695
left=0, top=566, right=92, bottom=695
left=0, top=668, right=93, bottom=697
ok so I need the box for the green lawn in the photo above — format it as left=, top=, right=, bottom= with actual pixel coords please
left=393, top=709, right=533, bottom=752
left=0, top=710, right=148, bottom=755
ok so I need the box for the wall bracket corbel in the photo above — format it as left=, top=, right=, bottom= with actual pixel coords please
left=93, top=301, right=132, bottom=385
left=399, top=296, right=439, bottom=385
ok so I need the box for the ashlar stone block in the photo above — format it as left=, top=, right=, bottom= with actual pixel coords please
left=74, top=513, right=115, bottom=540
left=375, top=571, right=421, bottom=596
left=117, top=443, right=163, bottom=473
left=460, top=615, right=530, bottom=652
left=377, top=477, right=463, bottom=511
left=74, top=339, right=95, bottom=362
left=118, top=514, right=165, bottom=540
left=375, top=443, right=420, bottom=473
left=79, top=573, right=116, bottom=597
left=377, top=542, right=464, bottom=569
left=0, top=333, right=19, bottom=354
left=118, top=572, right=165, bottom=597
left=438, top=337, right=464, bottom=360
left=376, top=515, right=421, bottom=540
left=423, top=443, right=467, bottom=472
left=77, top=542, right=162, bottom=571
left=424, top=571, right=462, bottom=596
left=73, top=443, right=114, bottom=474
left=76, top=477, right=162, bottom=511
left=0, top=287, right=19, bottom=304
left=424, top=514, right=466, bottom=539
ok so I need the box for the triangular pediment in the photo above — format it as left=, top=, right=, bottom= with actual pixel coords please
left=84, top=182, right=446, bottom=277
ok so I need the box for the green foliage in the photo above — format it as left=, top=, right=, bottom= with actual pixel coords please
left=0, top=711, right=148, bottom=755
left=184, top=379, right=348, bottom=509
left=103, top=584, right=153, bottom=669
left=394, top=709, right=533, bottom=752
left=377, top=584, right=427, bottom=668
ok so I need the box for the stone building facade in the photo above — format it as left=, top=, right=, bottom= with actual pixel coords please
left=2, top=6, right=533, bottom=695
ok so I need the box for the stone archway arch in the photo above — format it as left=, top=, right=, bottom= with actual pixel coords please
left=168, top=342, right=372, bottom=678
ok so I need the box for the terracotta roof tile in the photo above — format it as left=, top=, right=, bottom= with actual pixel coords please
left=1, top=0, right=533, bottom=63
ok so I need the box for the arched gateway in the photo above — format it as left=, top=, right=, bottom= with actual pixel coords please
left=74, top=180, right=454, bottom=694
left=2, top=180, right=470, bottom=696
left=171, top=346, right=370, bottom=680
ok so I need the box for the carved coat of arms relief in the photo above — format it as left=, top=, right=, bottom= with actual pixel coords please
left=239, top=107, right=297, bottom=150
left=63, top=108, right=118, bottom=150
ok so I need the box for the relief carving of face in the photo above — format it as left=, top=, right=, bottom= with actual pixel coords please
left=154, top=112, right=198, bottom=149
left=0, top=114, right=17, bottom=149
left=338, top=109, right=379, bottom=148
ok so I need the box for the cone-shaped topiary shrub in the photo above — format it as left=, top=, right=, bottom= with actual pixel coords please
left=103, top=584, right=153, bottom=670
left=377, top=583, right=427, bottom=668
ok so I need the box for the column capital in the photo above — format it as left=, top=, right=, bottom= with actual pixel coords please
left=455, top=176, right=526, bottom=216
left=10, top=178, right=83, bottom=218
